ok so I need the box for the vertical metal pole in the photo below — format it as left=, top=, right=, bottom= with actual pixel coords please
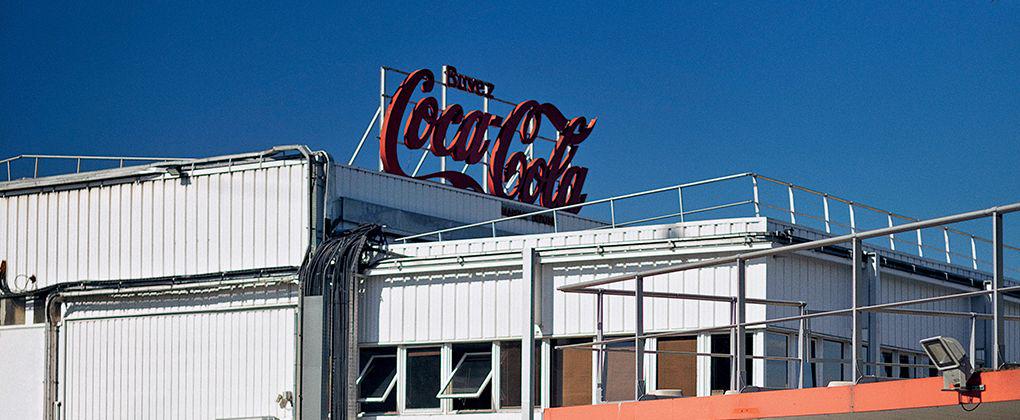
left=482, top=97, right=490, bottom=194
left=734, top=259, right=747, bottom=391
left=752, top=176, right=760, bottom=217
left=823, top=195, right=831, bottom=234
left=729, top=300, right=737, bottom=391
left=491, top=222, right=497, bottom=238
left=867, top=252, right=881, bottom=377
left=916, top=229, right=924, bottom=258
left=521, top=248, right=538, bottom=420
left=969, top=314, right=977, bottom=368
left=635, top=276, right=646, bottom=400
left=677, top=186, right=686, bottom=223
left=119, top=159, right=124, bottom=168
left=787, top=185, right=797, bottom=224
left=970, top=236, right=978, bottom=270
left=440, top=66, right=447, bottom=182
left=851, top=238, right=863, bottom=381
left=76, top=158, right=81, bottom=174
left=849, top=204, right=857, bottom=234
left=553, top=210, right=559, bottom=233
left=943, top=228, right=952, bottom=264
left=379, top=67, right=386, bottom=171
left=610, top=199, right=617, bottom=228
left=595, top=291, right=605, bottom=403
left=992, top=212, right=1004, bottom=369
left=6, top=161, right=10, bottom=181
left=797, top=305, right=807, bottom=389
left=887, top=214, right=896, bottom=251
left=34, top=157, right=39, bottom=178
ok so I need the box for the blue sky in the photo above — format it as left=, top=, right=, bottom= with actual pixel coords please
left=2, top=2, right=1018, bottom=245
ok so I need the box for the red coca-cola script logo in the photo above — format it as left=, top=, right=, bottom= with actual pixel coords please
left=379, top=69, right=596, bottom=212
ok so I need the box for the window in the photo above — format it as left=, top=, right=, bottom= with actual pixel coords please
left=0, top=297, right=25, bottom=326
left=821, top=340, right=844, bottom=386
left=710, top=333, right=754, bottom=394
left=358, top=355, right=398, bottom=402
left=439, top=351, right=493, bottom=411
left=499, top=341, right=541, bottom=408
left=809, top=340, right=818, bottom=387
left=656, top=337, right=696, bottom=395
left=358, top=350, right=398, bottom=414
left=552, top=338, right=593, bottom=407
left=898, top=354, right=911, bottom=379
left=405, top=347, right=442, bottom=410
left=882, top=350, right=894, bottom=378
left=603, top=341, right=636, bottom=402
left=765, top=333, right=789, bottom=389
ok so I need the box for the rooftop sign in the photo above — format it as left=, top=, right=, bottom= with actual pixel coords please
left=379, top=67, right=596, bottom=212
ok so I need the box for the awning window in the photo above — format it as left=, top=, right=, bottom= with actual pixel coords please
left=357, top=355, right=398, bottom=402
left=437, top=352, right=493, bottom=399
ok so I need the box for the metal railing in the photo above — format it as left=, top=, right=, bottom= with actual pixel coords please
left=555, top=201, right=1020, bottom=399
left=396, top=173, right=1020, bottom=275
left=1, top=154, right=193, bottom=182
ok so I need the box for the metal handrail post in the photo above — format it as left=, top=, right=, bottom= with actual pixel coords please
left=850, top=238, right=863, bottom=381
left=734, top=259, right=747, bottom=391
left=823, top=195, right=831, bottom=234
left=634, top=276, right=646, bottom=400
left=553, top=210, right=558, bottom=233
left=849, top=203, right=857, bottom=233
left=34, top=157, right=39, bottom=178
left=916, top=229, right=925, bottom=258
left=992, top=212, right=1004, bottom=368
left=969, top=314, right=977, bottom=368
left=379, top=67, right=386, bottom=171
left=610, top=199, right=617, bottom=228
left=595, top=291, right=606, bottom=403
left=787, top=184, right=797, bottom=224
left=752, top=176, right=760, bottom=217
left=797, top=304, right=807, bottom=389
left=76, top=158, right=81, bottom=173
left=943, top=228, right=952, bottom=264
left=970, top=236, right=978, bottom=270
left=677, top=186, right=685, bottom=223
left=887, top=214, right=896, bottom=251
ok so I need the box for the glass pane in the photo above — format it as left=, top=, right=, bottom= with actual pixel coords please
left=552, top=339, right=592, bottom=407
left=822, top=340, right=843, bottom=385
left=899, top=354, right=911, bottom=378
left=500, top=341, right=541, bottom=408
left=406, top=348, right=442, bottom=409
left=604, top=342, right=635, bottom=402
left=882, top=351, right=893, bottom=377
left=360, top=356, right=397, bottom=399
left=765, top=333, right=788, bottom=388
left=656, top=337, right=696, bottom=394
left=444, top=353, right=492, bottom=395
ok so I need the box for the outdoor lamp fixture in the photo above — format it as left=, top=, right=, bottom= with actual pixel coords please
left=920, top=336, right=983, bottom=392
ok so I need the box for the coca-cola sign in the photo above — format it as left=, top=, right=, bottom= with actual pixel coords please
left=379, top=68, right=596, bottom=212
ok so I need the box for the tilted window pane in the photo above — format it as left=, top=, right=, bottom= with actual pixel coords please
left=358, top=355, right=397, bottom=401
left=440, top=352, right=492, bottom=397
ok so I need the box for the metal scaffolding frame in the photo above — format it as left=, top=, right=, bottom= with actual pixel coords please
left=555, top=201, right=1020, bottom=398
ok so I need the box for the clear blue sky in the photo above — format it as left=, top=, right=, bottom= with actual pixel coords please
left=2, top=2, right=1018, bottom=242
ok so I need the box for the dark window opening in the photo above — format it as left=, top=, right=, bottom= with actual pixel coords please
left=882, top=351, right=894, bottom=378
left=765, top=333, right=789, bottom=389
left=358, top=348, right=397, bottom=414
left=499, top=341, right=541, bottom=408
left=710, top=333, right=754, bottom=394
left=0, top=297, right=25, bottom=326
left=406, top=347, right=442, bottom=410
left=444, top=343, right=494, bottom=411
left=603, top=341, right=636, bottom=402
left=899, top=354, right=911, bottom=379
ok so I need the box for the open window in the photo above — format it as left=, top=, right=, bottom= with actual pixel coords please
left=357, top=354, right=398, bottom=403
left=438, top=352, right=493, bottom=399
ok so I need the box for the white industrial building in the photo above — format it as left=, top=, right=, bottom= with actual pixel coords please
left=1, top=145, right=1018, bottom=420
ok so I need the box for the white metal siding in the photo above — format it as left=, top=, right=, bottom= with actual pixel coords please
left=362, top=228, right=770, bottom=345
left=0, top=161, right=309, bottom=289
left=0, top=325, right=46, bottom=420
left=330, top=164, right=600, bottom=235
left=60, top=302, right=296, bottom=420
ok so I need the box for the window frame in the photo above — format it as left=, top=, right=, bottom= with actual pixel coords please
left=357, top=354, right=398, bottom=403
left=437, top=351, right=494, bottom=400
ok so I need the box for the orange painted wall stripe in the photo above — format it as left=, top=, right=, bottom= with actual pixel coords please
left=543, top=370, right=1020, bottom=420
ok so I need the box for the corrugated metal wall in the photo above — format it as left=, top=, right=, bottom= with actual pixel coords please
left=0, top=325, right=46, bottom=420
left=58, top=286, right=298, bottom=420
left=0, top=160, right=309, bottom=289
left=361, top=220, right=771, bottom=344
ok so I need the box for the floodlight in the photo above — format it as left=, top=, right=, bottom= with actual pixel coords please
left=919, top=336, right=982, bottom=392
